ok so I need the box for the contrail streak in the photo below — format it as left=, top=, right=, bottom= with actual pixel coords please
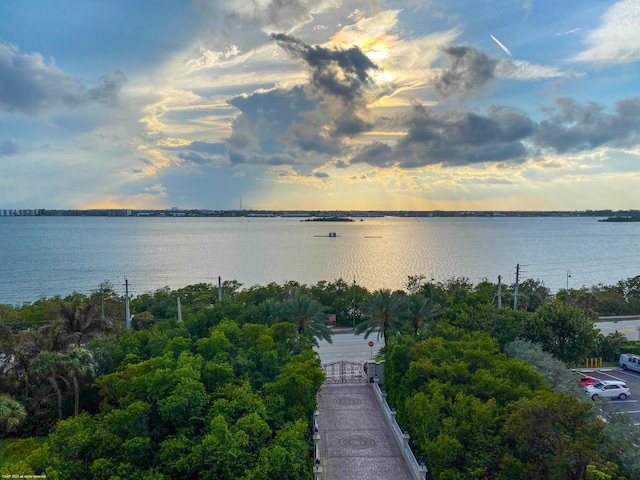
left=490, top=34, right=512, bottom=57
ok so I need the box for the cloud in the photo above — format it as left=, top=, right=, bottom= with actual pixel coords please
left=435, top=45, right=568, bottom=97
left=223, top=35, right=386, bottom=168
left=271, top=33, right=379, bottom=105
left=193, top=0, right=327, bottom=55
left=0, top=43, right=85, bottom=113
left=350, top=95, right=640, bottom=169
left=225, top=86, right=324, bottom=164
left=350, top=141, right=395, bottom=167
left=352, top=103, right=533, bottom=168
left=534, top=96, right=640, bottom=153
left=495, top=59, right=567, bottom=80
left=0, top=44, right=127, bottom=114
left=434, top=45, right=497, bottom=98
left=271, top=33, right=381, bottom=140
left=572, top=0, right=640, bottom=64
left=176, top=141, right=229, bottom=167
left=0, top=138, right=20, bottom=156
left=89, top=71, right=127, bottom=107
left=198, top=0, right=322, bottom=31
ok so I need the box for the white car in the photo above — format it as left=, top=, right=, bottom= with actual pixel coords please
left=586, top=380, right=630, bottom=400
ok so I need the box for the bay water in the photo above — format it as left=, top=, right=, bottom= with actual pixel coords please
left=1, top=216, right=640, bottom=305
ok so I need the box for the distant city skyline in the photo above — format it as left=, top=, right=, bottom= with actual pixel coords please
left=1, top=1, right=640, bottom=211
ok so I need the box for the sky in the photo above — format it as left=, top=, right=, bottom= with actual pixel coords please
left=1, top=0, right=640, bottom=211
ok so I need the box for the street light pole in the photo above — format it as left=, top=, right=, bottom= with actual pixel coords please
left=566, top=270, right=571, bottom=305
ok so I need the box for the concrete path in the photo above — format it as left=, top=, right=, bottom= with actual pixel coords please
left=317, top=383, right=413, bottom=480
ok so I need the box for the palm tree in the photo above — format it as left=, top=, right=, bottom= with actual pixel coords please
left=63, top=347, right=97, bottom=416
left=406, top=293, right=440, bottom=335
left=59, top=298, right=113, bottom=346
left=0, top=327, right=40, bottom=399
left=0, top=394, right=27, bottom=436
left=284, top=295, right=333, bottom=346
left=261, top=299, right=284, bottom=325
left=356, top=289, right=408, bottom=345
left=32, top=351, right=67, bottom=420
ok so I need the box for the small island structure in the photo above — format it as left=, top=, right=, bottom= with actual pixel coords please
left=598, top=216, right=640, bottom=222
left=301, top=216, right=354, bottom=222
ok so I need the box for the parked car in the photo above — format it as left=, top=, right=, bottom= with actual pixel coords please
left=619, top=353, right=640, bottom=373
left=586, top=380, right=630, bottom=400
left=579, top=375, right=601, bottom=387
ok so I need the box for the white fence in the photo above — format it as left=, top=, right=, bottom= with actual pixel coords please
left=371, top=381, right=428, bottom=480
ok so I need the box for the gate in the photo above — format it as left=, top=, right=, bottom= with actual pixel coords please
left=322, top=361, right=367, bottom=384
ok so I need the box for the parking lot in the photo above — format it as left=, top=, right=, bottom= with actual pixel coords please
left=576, top=367, right=640, bottom=425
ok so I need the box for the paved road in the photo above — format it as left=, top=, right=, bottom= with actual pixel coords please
left=317, top=383, right=413, bottom=480
left=595, top=319, right=640, bottom=340
left=316, top=331, right=382, bottom=364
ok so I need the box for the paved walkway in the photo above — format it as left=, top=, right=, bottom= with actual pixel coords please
left=317, top=383, right=413, bottom=480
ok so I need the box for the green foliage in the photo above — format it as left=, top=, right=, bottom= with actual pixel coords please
left=503, top=391, right=606, bottom=479
left=385, top=330, right=611, bottom=479
left=3, top=307, right=324, bottom=478
left=522, top=300, right=598, bottom=363
left=4, top=275, right=634, bottom=479
left=265, top=351, right=324, bottom=424
left=505, top=339, right=581, bottom=393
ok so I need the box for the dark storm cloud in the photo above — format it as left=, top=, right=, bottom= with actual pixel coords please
left=222, top=35, right=382, bottom=170
left=0, top=138, right=20, bottom=156
left=533, top=96, right=640, bottom=153
left=333, top=115, right=374, bottom=137
left=435, top=45, right=497, bottom=98
left=351, top=96, right=640, bottom=169
left=0, top=44, right=126, bottom=114
left=351, top=104, right=532, bottom=168
left=399, top=104, right=532, bottom=166
left=350, top=142, right=395, bottom=167
left=271, top=33, right=378, bottom=105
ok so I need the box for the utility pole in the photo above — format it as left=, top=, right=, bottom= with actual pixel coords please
left=125, top=278, right=132, bottom=330
left=497, top=275, right=502, bottom=309
left=429, top=277, right=435, bottom=310
left=100, top=283, right=105, bottom=319
left=513, top=264, right=520, bottom=310
left=218, top=276, right=222, bottom=302
left=566, top=270, right=571, bottom=305
left=177, top=297, right=182, bottom=322
left=352, top=277, right=356, bottom=331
